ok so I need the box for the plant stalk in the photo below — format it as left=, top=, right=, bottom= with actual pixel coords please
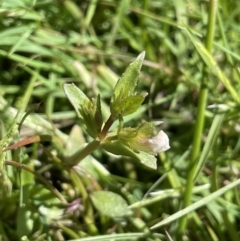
left=179, top=0, right=218, bottom=232
left=99, top=114, right=115, bottom=140
left=5, top=160, right=68, bottom=204
left=67, top=140, right=100, bottom=166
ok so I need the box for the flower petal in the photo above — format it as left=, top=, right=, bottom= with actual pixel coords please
left=148, top=130, right=170, bottom=153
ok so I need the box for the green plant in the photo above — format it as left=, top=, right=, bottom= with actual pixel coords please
left=2, top=52, right=170, bottom=240
left=2, top=0, right=240, bottom=240
left=63, top=52, right=170, bottom=169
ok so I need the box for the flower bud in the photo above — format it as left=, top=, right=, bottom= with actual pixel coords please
left=128, top=130, right=170, bottom=155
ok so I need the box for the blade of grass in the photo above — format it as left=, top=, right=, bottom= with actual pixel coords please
left=143, top=149, right=190, bottom=198
left=68, top=232, right=164, bottom=241
left=83, top=0, right=98, bottom=31
left=0, top=97, right=68, bottom=141
left=151, top=177, right=240, bottom=230
left=8, top=26, right=35, bottom=56
left=15, top=75, right=36, bottom=209
left=193, top=112, right=225, bottom=180
left=130, top=184, right=210, bottom=209
left=5, top=160, right=67, bottom=204
left=184, top=28, right=240, bottom=105
left=179, top=0, right=218, bottom=232
left=3, top=135, right=60, bottom=152
left=0, top=49, right=64, bottom=73
left=107, top=0, right=130, bottom=48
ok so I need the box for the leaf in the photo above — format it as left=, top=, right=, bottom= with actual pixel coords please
left=80, top=101, right=99, bottom=138
left=80, top=156, right=110, bottom=180
left=63, top=84, right=103, bottom=138
left=0, top=121, right=16, bottom=200
left=136, top=151, right=157, bottom=169
left=137, top=122, right=158, bottom=136
left=110, top=52, right=145, bottom=117
left=150, top=178, right=240, bottom=230
left=184, top=26, right=240, bottom=105
left=63, top=83, right=91, bottom=118
left=119, top=122, right=156, bottom=141
left=101, top=140, right=157, bottom=169
left=90, top=191, right=129, bottom=218
left=113, top=52, right=145, bottom=98
left=65, top=125, right=85, bottom=156
left=111, top=93, right=147, bottom=116
left=17, top=185, right=34, bottom=238
left=94, top=94, right=103, bottom=133
left=3, top=135, right=59, bottom=151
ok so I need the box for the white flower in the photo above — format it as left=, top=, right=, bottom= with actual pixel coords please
left=147, top=130, right=170, bottom=153
left=128, top=130, right=170, bottom=154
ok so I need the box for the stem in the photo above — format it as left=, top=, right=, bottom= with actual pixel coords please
left=99, top=114, right=115, bottom=140
left=67, top=140, right=100, bottom=166
left=179, top=0, right=218, bottom=232
left=5, top=160, right=68, bottom=204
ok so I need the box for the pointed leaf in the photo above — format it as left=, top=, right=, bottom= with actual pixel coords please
left=94, top=94, right=103, bottom=133
left=113, top=52, right=145, bottom=98
left=111, top=94, right=147, bottom=116
left=80, top=102, right=99, bottom=138
left=110, top=52, right=145, bottom=117
left=63, top=84, right=103, bottom=138
left=90, top=191, right=129, bottom=218
left=184, top=27, right=240, bottom=105
left=63, top=83, right=91, bottom=119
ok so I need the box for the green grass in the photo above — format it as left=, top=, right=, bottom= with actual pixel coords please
left=1, top=0, right=240, bottom=240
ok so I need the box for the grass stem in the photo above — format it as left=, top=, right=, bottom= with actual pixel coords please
left=179, top=0, right=218, bottom=232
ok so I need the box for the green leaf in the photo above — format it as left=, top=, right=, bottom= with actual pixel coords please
left=111, top=94, right=146, bottom=116
left=0, top=119, right=18, bottom=200
left=17, top=185, right=34, bottom=238
left=80, top=101, right=99, bottom=138
left=137, top=122, right=157, bottom=136
left=101, top=140, right=157, bottom=169
left=136, top=151, right=157, bottom=169
left=119, top=122, right=157, bottom=141
left=113, top=52, right=145, bottom=97
left=150, top=178, right=240, bottom=230
left=184, top=26, right=240, bottom=105
left=63, top=83, right=91, bottom=118
left=63, top=84, right=103, bottom=138
left=94, top=94, right=103, bottom=133
left=110, top=52, right=145, bottom=117
left=90, top=191, right=129, bottom=218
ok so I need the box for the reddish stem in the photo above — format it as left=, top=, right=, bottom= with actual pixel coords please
left=99, top=115, right=115, bottom=140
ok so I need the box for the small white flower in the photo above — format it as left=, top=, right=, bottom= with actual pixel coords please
left=128, top=130, right=170, bottom=155
left=147, top=130, right=170, bottom=153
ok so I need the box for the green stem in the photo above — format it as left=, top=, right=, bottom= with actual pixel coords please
left=179, top=0, right=218, bottom=232
left=67, top=140, right=100, bottom=166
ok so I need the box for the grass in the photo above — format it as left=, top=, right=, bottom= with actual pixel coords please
left=1, top=0, right=240, bottom=240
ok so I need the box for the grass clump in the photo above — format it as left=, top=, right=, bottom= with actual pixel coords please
left=1, top=0, right=240, bottom=241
